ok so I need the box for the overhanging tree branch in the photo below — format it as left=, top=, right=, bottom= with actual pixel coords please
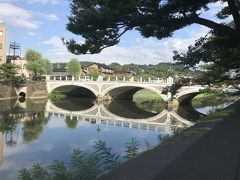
left=190, top=15, right=235, bottom=34
left=227, top=0, right=240, bottom=30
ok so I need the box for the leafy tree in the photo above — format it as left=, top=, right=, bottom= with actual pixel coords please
left=19, top=140, right=121, bottom=180
left=65, top=0, right=240, bottom=56
left=109, top=62, right=122, bottom=70
left=67, top=59, right=81, bottom=77
left=26, top=49, right=42, bottom=62
left=174, top=34, right=240, bottom=85
left=44, top=58, right=53, bottom=75
left=26, top=59, right=47, bottom=79
left=196, top=63, right=230, bottom=87
left=0, top=63, right=21, bottom=85
left=164, top=78, right=190, bottom=98
left=88, top=69, right=101, bottom=78
left=124, top=137, right=140, bottom=160
left=26, top=49, right=53, bottom=80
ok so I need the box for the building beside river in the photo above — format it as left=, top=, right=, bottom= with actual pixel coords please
left=85, top=63, right=114, bottom=75
left=0, top=21, right=7, bottom=64
left=11, top=57, right=30, bottom=79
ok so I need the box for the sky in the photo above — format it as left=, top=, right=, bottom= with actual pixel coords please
left=0, top=0, right=226, bottom=65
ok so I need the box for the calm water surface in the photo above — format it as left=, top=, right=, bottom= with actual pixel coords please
left=0, top=97, right=225, bottom=179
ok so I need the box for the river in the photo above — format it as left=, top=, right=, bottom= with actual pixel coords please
left=0, top=97, right=231, bottom=179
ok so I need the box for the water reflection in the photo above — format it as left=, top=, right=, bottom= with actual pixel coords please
left=103, top=100, right=157, bottom=119
left=0, top=97, right=196, bottom=180
left=22, top=113, right=49, bottom=143
left=134, top=99, right=166, bottom=114
left=176, top=105, right=206, bottom=122
left=52, top=97, right=95, bottom=111
left=0, top=114, right=19, bottom=148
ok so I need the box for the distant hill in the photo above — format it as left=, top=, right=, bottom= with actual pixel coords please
left=52, top=61, right=201, bottom=78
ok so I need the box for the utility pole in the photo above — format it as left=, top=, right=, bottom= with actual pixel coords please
left=9, top=41, right=21, bottom=60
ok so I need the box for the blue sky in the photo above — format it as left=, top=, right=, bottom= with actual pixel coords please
left=0, top=0, right=226, bottom=64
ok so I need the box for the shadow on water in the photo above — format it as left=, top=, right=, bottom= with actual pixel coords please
left=176, top=104, right=206, bottom=122
left=52, top=96, right=95, bottom=111
left=104, top=100, right=158, bottom=119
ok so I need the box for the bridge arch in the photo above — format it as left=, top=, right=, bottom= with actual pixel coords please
left=101, top=84, right=169, bottom=101
left=48, top=83, right=98, bottom=98
left=175, top=86, right=204, bottom=105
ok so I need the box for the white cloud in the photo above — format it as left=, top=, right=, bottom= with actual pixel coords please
left=44, top=13, right=58, bottom=21
left=42, top=26, right=210, bottom=64
left=0, top=3, right=41, bottom=29
left=42, top=36, right=79, bottom=61
left=37, top=12, right=59, bottom=21
left=28, top=32, right=37, bottom=36
left=27, top=0, right=59, bottom=5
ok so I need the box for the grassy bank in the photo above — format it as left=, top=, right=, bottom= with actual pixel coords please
left=49, top=90, right=65, bottom=101
left=133, top=89, right=163, bottom=101
left=192, top=91, right=237, bottom=108
left=133, top=90, right=165, bottom=113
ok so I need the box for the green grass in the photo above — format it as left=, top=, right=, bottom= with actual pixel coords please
left=133, top=90, right=163, bottom=101
left=192, top=92, right=235, bottom=108
left=49, top=90, right=65, bottom=101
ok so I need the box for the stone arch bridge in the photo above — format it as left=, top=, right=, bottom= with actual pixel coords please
left=46, top=76, right=204, bottom=104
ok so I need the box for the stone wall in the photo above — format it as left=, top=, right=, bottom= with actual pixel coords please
left=26, top=81, right=48, bottom=98
left=0, top=85, right=17, bottom=99
left=0, top=81, right=48, bottom=100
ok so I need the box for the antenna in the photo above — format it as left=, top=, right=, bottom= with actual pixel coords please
left=9, top=41, right=21, bottom=60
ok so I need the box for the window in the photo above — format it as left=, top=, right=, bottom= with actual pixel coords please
left=0, top=44, right=2, bottom=49
left=0, top=31, right=2, bottom=36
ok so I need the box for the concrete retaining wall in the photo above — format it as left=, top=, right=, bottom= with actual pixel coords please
left=0, top=81, right=48, bottom=100
left=26, top=81, right=48, bottom=98
left=0, top=85, right=17, bottom=99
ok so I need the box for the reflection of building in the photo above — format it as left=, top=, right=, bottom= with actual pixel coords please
left=85, top=63, right=114, bottom=75
left=0, top=21, right=7, bottom=64
left=11, top=57, right=30, bottom=78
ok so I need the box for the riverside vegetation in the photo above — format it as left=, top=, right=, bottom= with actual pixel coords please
left=18, top=138, right=152, bottom=180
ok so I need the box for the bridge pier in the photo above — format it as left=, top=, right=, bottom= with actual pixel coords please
left=167, top=99, right=179, bottom=110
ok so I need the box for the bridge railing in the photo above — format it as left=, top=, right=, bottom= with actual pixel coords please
left=46, top=75, right=174, bottom=84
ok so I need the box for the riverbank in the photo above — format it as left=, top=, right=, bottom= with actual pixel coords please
left=98, top=100, right=240, bottom=180
left=133, top=89, right=162, bottom=101
left=133, top=89, right=165, bottom=113
left=192, top=91, right=237, bottom=108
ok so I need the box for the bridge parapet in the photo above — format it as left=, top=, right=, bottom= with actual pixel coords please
left=46, top=75, right=174, bottom=84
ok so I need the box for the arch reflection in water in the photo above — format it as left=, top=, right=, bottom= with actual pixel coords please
left=48, top=98, right=194, bottom=134
left=0, top=97, right=196, bottom=179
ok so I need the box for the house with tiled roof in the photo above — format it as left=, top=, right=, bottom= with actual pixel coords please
left=85, top=63, right=114, bottom=75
